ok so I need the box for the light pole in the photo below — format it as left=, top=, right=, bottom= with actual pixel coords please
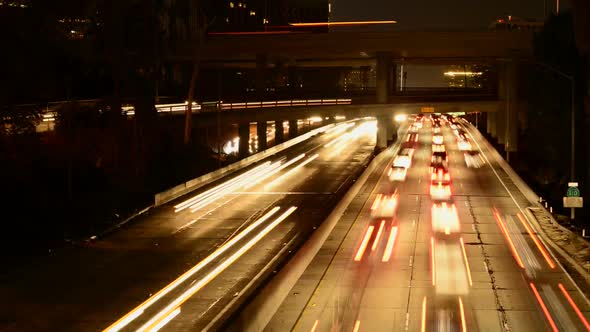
left=536, top=61, right=575, bottom=218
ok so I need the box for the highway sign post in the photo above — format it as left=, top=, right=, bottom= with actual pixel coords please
left=564, top=182, right=582, bottom=221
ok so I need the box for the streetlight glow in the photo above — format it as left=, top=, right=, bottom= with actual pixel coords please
left=444, top=71, right=483, bottom=77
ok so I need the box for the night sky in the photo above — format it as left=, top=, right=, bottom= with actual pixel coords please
left=333, top=0, right=570, bottom=30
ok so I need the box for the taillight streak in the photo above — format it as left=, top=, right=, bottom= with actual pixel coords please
left=493, top=209, right=525, bottom=269
left=372, top=220, right=386, bottom=251
left=516, top=213, right=555, bottom=269
left=530, top=283, right=559, bottom=332
left=354, top=226, right=375, bottom=261
left=382, top=226, right=398, bottom=262
left=459, top=238, right=473, bottom=287
left=558, top=283, right=590, bottom=330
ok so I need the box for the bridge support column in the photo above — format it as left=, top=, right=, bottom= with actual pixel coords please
left=239, top=122, right=250, bottom=158
left=289, top=119, right=298, bottom=138
left=274, top=120, right=284, bottom=144
left=376, top=116, right=389, bottom=151
left=386, top=117, right=397, bottom=145
left=257, top=121, right=267, bottom=151
left=376, top=52, right=392, bottom=104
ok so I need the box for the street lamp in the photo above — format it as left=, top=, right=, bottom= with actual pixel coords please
left=536, top=61, right=576, bottom=217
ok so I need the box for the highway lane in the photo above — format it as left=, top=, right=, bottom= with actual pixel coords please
left=264, top=116, right=590, bottom=332
left=0, top=119, right=378, bottom=332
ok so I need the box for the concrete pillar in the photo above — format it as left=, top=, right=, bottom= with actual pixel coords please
left=386, top=117, right=397, bottom=145
left=488, top=112, right=497, bottom=138
left=288, top=119, right=298, bottom=138
left=257, top=121, right=267, bottom=151
left=274, top=119, right=284, bottom=144
left=376, top=52, right=392, bottom=104
left=376, top=116, right=389, bottom=151
left=256, top=54, right=267, bottom=97
left=496, top=63, right=507, bottom=145
left=238, top=122, right=250, bottom=158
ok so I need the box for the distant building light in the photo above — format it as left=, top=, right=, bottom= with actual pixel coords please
left=444, top=71, right=483, bottom=77
left=229, top=2, right=234, bottom=8
left=238, top=2, right=242, bottom=7
left=250, top=10, right=255, bottom=16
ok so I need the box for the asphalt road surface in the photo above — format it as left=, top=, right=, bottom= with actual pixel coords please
left=263, top=116, right=590, bottom=332
left=0, top=119, right=379, bottom=332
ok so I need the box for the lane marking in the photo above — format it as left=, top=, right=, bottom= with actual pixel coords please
left=310, top=320, right=319, bottom=332
left=421, top=297, right=427, bottom=332
left=460, top=238, right=473, bottom=286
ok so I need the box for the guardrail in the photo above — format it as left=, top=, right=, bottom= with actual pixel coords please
left=218, top=98, right=352, bottom=111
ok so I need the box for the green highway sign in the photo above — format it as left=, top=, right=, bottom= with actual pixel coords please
left=567, top=187, right=580, bottom=197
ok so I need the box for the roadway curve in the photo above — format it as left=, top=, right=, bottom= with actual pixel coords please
left=0, top=119, right=378, bottom=332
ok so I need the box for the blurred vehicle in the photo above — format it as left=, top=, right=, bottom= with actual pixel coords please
left=464, top=150, right=485, bottom=168
left=414, top=121, right=423, bottom=129
left=432, top=151, right=448, bottom=163
left=431, top=167, right=451, bottom=185
left=371, top=193, right=399, bottom=218
left=433, top=126, right=441, bottom=134
left=431, top=203, right=460, bottom=234
left=393, top=148, right=414, bottom=168
left=409, top=124, right=419, bottom=134
left=432, top=144, right=445, bottom=153
left=389, top=165, right=408, bottom=181
left=433, top=134, right=444, bottom=145
left=430, top=183, right=452, bottom=201
left=430, top=158, right=448, bottom=173
left=457, top=139, right=472, bottom=151
left=407, top=133, right=419, bottom=144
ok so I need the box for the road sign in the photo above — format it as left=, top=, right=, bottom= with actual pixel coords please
left=421, top=107, right=435, bottom=113
left=567, top=187, right=580, bottom=197
left=564, top=197, right=583, bottom=208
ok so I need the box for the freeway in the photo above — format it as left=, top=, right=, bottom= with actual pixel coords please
left=259, top=116, right=590, bottom=331
left=0, top=119, right=379, bottom=332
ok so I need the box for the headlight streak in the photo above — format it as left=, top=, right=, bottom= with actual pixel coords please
left=353, top=320, right=361, bottom=332
left=149, top=308, right=180, bottom=332
left=239, top=154, right=307, bottom=191
left=530, top=283, right=559, bottom=332
left=102, top=207, right=281, bottom=332
left=174, top=161, right=273, bottom=212
left=186, top=161, right=286, bottom=212
left=310, top=320, right=319, bottom=332
left=264, top=154, right=319, bottom=190
left=558, top=283, right=590, bottom=330
left=516, top=213, right=556, bottom=269
left=493, top=209, right=525, bottom=269
left=139, top=207, right=298, bottom=332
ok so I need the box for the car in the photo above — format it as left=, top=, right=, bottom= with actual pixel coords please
left=431, top=167, right=451, bottom=184
left=464, top=150, right=484, bottom=168
left=371, top=192, right=399, bottom=218
left=432, top=144, right=446, bottom=153
left=409, top=125, right=419, bottom=134
left=430, top=183, right=452, bottom=201
left=458, top=139, right=472, bottom=151
left=407, top=133, right=419, bottom=144
left=414, top=121, right=423, bottom=129
left=433, top=126, right=441, bottom=134
left=432, top=151, right=448, bottom=163
left=431, top=202, right=460, bottom=234
left=433, top=134, right=443, bottom=145
left=389, top=166, right=408, bottom=181
left=393, top=154, right=412, bottom=168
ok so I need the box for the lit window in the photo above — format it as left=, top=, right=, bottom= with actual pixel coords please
left=250, top=10, right=255, bottom=16
left=229, top=2, right=234, bottom=8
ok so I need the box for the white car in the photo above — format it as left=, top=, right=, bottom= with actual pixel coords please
left=431, top=203, right=460, bottom=235
left=371, top=193, right=399, bottom=218
left=458, top=139, right=472, bottom=151
left=430, top=183, right=452, bottom=201
left=389, top=166, right=408, bottom=181
left=465, top=151, right=484, bottom=168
